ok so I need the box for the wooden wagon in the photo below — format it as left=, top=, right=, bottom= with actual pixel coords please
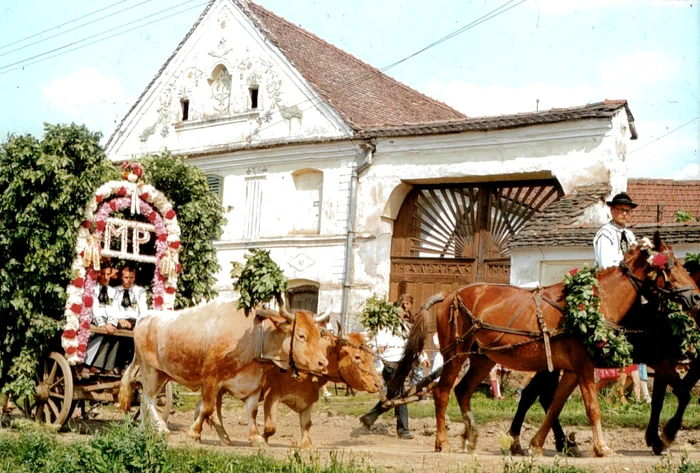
left=23, top=162, right=179, bottom=427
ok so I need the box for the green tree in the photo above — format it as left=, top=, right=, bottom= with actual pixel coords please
left=141, top=152, right=225, bottom=308
left=0, top=124, right=118, bottom=399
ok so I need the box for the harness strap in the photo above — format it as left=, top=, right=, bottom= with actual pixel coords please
left=491, top=291, right=536, bottom=345
left=534, top=289, right=554, bottom=372
left=288, top=315, right=299, bottom=378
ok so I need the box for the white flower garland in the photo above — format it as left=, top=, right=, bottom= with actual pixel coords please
left=61, top=171, right=181, bottom=365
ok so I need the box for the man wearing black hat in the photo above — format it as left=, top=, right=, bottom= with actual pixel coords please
left=594, top=192, right=638, bottom=270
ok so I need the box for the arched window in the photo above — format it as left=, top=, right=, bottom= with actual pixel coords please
left=292, top=169, right=322, bottom=234
left=208, top=64, right=232, bottom=115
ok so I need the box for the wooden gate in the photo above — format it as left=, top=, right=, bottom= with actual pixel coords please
left=390, top=180, right=563, bottom=328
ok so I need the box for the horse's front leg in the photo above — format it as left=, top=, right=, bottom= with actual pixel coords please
left=529, top=371, right=578, bottom=455
left=646, top=361, right=675, bottom=454
left=661, top=360, right=700, bottom=450
left=454, top=355, right=494, bottom=452
left=432, top=354, right=467, bottom=453
left=577, top=365, right=613, bottom=457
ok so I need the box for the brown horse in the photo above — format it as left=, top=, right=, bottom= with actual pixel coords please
left=395, top=236, right=700, bottom=456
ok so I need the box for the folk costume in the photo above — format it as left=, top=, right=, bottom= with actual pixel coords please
left=593, top=221, right=636, bottom=270
left=91, top=284, right=147, bottom=372
left=85, top=283, right=116, bottom=365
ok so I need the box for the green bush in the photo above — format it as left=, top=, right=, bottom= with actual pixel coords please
left=232, top=249, right=288, bottom=315
left=358, top=293, right=403, bottom=336
left=141, top=152, right=226, bottom=308
left=0, top=124, right=118, bottom=401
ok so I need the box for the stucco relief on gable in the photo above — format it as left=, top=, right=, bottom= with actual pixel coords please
left=139, top=67, right=204, bottom=142
left=138, top=30, right=312, bottom=145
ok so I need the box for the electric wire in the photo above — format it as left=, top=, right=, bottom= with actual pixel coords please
left=0, top=0, right=128, bottom=51
left=628, top=116, right=699, bottom=155
left=0, top=0, right=155, bottom=59
left=0, top=0, right=204, bottom=75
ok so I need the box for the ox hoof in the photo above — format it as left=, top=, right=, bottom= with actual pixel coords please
left=187, top=430, right=202, bottom=443
left=594, top=445, right=615, bottom=457
left=249, top=436, right=267, bottom=448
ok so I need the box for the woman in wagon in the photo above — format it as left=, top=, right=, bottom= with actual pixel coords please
left=91, top=264, right=148, bottom=374
left=84, top=260, right=118, bottom=372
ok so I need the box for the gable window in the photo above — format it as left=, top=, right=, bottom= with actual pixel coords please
left=292, top=169, right=322, bottom=235
left=249, top=87, right=259, bottom=110
left=208, top=64, right=232, bottom=115
left=181, top=99, right=190, bottom=121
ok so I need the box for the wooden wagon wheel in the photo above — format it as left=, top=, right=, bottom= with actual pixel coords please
left=127, top=363, right=172, bottom=422
left=24, top=352, right=75, bottom=427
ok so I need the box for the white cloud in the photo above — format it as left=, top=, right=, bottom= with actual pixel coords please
left=524, top=0, right=630, bottom=14
left=40, top=68, right=130, bottom=140
left=671, top=162, right=700, bottom=180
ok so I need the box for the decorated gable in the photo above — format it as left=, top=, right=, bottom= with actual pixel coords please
left=106, top=0, right=350, bottom=161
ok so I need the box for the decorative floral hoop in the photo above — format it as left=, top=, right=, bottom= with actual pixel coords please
left=61, top=164, right=181, bottom=365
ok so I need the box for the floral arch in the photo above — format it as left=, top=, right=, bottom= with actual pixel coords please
left=61, top=162, right=181, bottom=365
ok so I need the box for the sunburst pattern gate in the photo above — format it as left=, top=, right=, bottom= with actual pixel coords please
left=390, top=180, right=563, bottom=323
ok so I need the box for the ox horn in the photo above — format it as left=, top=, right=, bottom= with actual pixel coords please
left=314, top=299, right=333, bottom=323
left=335, top=320, right=345, bottom=340
left=255, top=308, right=285, bottom=319
left=276, top=293, right=295, bottom=322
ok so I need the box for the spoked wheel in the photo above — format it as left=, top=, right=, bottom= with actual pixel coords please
left=24, top=352, right=75, bottom=427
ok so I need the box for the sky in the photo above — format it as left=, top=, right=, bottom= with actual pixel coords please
left=0, top=0, right=698, bottom=179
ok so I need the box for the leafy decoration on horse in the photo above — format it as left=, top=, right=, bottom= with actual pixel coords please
left=563, top=267, right=633, bottom=367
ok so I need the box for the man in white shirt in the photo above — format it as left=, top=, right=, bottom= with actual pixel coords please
left=360, top=294, right=414, bottom=439
left=593, top=192, right=637, bottom=270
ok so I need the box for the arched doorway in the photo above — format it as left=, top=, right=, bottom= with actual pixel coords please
left=390, top=180, right=563, bottom=327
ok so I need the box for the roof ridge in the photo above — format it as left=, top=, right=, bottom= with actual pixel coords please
left=245, top=1, right=466, bottom=125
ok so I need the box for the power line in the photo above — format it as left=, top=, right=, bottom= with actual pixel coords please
left=0, top=0, right=202, bottom=73
left=380, top=0, right=524, bottom=72
left=0, top=0, right=128, bottom=51
left=252, top=0, right=526, bottom=138
left=0, top=0, right=155, bottom=59
left=0, top=1, right=208, bottom=77
left=628, top=116, right=700, bottom=155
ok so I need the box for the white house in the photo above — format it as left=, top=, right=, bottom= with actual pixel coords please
left=106, top=0, right=641, bottom=330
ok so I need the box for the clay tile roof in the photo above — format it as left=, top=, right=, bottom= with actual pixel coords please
left=510, top=183, right=611, bottom=248
left=357, top=100, right=637, bottom=139
left=627, top=179, right=700, bottom=225
left=511, top=180, right=700, bottom=248
left=243, top=1, right=465, bottom=129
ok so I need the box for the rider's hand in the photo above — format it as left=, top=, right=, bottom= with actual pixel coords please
left=118, top=319, right=132, bottom=330
left=105, top=323, right=116, bottom=334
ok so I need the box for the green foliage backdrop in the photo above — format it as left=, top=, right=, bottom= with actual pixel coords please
left=0, top=124, right=118, bottom=399
left=0, top=128, right=225, bottom=401
left=141, top=152, right=225, bottom=308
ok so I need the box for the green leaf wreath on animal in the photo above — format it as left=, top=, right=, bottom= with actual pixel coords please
left=563, top=267, right=633, bottom=367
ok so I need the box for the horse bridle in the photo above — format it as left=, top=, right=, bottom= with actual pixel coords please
left=619, top=256, right=699, bottom=311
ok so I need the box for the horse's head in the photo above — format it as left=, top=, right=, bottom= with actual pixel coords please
left=624, top=232, right=700, bottom=315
